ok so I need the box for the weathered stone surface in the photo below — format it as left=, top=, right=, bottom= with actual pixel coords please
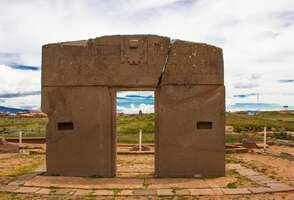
left=247, top=175, right=276, bottom=184
left=242, top=139, right=258, bottom=149
left=42, top=86, right=115, bottom=177
left=156, top=85, right=225, bottom=177
left=188, top=188, right=215, bottom=196
left=221, top=188, right=251, bottom=195
left=54, top=189, right=75, bottom=195
left=36, top=188, right=51, bottom=195
left=42, top=35, right=170, bottom=87
left=73, top=189, right=93, bottom=196
left=248, top=187, right=273, bottom=194
left=147, top=178, right=208, bottom=189
left=117, top=190, right=134, bottom=196
left=266, top=182, right=294, bottom=192
left=162, top=40, right=224, bottom=85
left=24, top=176, right=144, bottom=189
left=92, top=190, right=113, bottom=196
left=8, top=180, right=24, bottom=186
left=205, top=177, right=237, bottom=188
left=226, top=164, right=245, bottom=170
left=0, top=137, right=7, bottom=145
left=133, top=189, right=157, bottom=196
left=157, top=189, right=174, bottom=196
left=42, top=35, right=225, bottom=178
left=211, top=187, right=223, bottom=195
left=15, top=186, right=40, bottom=193
left=174, top=189, right=190, bottom=195
left=0, top=185, right=18, bottom=193
left=0, top=137, right=19, bottom=153
left=236, top=169, right=259, bottom=176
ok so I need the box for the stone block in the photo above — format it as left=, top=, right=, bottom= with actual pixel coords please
left=15, top=186, right=40, bottom=194
left=162, top=40, right=223, bottom=85
left=0, top=138, right=19, bottom=153
left=0, top=186, right=18, bottom=192
left=8, top=180, right=24, bottom=186
left=157, top=189, right=174, bottom=196
left=211, top=188, right=223, bottom=195
left=42, top=35, right=170, bottom=87
left=188, top=188, right=215, bottom=196
left=175, top=189, right=190, bottom=195
left=92, top=190, right=114, bottom=196
left=42, top=86, right=115, bottom=177
left=117, top=190, right=134, bottom=196
left=36, top=188, right=51, bottom=195
left=221, top=188, right=251, bottom=195
left=247, top=175, right=276, bottom=184
left=133, top=189, right=157, bottom=196
left=266, top=182, right=294, bottom=192
left=73, top=189, right=93, bottom=196
left=54, top=189, right=75, bottom=195
left=248, top=187, right=273, bottom=194
left=236, top=169, right=259, bottom=177
left=156, top=85, right=225, bottom=177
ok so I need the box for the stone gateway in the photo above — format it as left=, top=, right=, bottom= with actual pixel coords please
left=42, top=35, right=225, bottom=178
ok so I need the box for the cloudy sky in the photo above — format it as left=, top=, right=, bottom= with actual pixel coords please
left=0, top=0, right=293, bottom=111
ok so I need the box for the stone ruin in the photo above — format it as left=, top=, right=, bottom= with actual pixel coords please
left=0, top=137, right=19, bottom=153
left=42, top=35, right=225, bottom=178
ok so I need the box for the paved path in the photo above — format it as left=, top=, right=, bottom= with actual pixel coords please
left=0, top=164, right=293, bottom=197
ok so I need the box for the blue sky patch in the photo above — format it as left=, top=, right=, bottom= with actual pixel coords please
left=9, top=64, right=40, bottom=71
left=233, top=93, right=258, bottom=98
left=0, top=91, right=41, bottom=98
left=278, top=79, right=294, bottom=83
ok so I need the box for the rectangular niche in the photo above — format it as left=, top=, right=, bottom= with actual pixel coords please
left=197, top=121, right=213, bottom=129
left=58, top=122, right=74, bottom=130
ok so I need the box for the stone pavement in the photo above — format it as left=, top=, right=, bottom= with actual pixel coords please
left=0, top=164, right=293, bottom=197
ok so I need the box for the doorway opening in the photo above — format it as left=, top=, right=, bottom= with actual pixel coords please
left=115, top=90, right=155, bottom=178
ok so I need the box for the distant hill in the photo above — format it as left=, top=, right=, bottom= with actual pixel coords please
left=0, top=106, right=29, bottom=114
left=226, top=111, right=294, bottom=132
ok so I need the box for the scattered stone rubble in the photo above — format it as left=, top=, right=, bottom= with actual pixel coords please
left=0, top=137, right=19, bottom=153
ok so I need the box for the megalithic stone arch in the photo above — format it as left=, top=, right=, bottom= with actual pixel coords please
left=41, top=35, right=225, bottom=178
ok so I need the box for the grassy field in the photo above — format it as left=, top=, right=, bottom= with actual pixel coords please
left=226, top=111, right=294, bottom=132
left=117, top=113, right=155, bottom=134
left=0, top=117, right=47, bottom=137
left=1, top=111, right=294, bottom=143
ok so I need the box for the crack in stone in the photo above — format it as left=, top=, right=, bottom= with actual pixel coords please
left=156, top=40, right=174, bottom=88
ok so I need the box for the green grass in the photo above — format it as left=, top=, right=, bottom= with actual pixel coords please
left=0, top=154, right=44, bottom=177
left=117, top=113, right=155, bottom=134
left=0, top=116, right=47, bottom=138
left=0, top=116, right=47, bottom=131
left=226, top=111, right=294, bottom=132
left=117, top=132, right=154, bottom=143
left=1, top=111, right=294, bottom=143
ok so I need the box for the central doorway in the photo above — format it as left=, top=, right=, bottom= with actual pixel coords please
left=115, top=90, right=155, bottom=178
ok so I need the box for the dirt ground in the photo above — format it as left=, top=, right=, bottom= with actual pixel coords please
left=0, top=143, right=293, bottom=199
left=117, top=153, right=154, bottom=178
left=0, top=152, right=44, bottom=185
left=227, top=145, right=294, bottom=186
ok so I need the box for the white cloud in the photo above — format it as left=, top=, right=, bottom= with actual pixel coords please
left=0, top=64, right=40, bottom=109
left=0, top=0, right=294, bottom=110
left=117, top=104, right=154, bottom=114
left=1, top=95, right=41, bottom=110
left=0, top=64, right=40, bottom=94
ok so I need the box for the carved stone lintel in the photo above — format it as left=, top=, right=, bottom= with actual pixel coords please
left=121, top=37, right=148, bottom=65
